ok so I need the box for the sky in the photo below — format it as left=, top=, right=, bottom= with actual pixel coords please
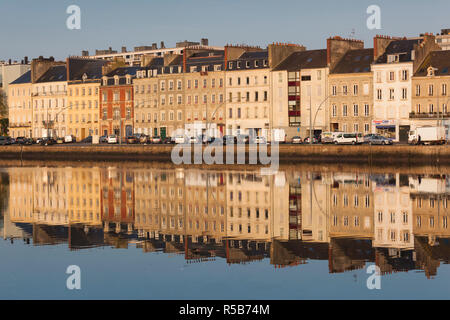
left=0, top=0, right=449, bottom=62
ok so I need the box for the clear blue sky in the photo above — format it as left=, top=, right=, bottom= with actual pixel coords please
left=1, top=0, right=449, bottom=61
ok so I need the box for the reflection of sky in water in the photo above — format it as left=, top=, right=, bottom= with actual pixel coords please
left=1, top=166, right=450, bottom=299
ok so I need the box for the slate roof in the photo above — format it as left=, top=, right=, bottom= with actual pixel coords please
left=273, top=49, right=327, bottom=71
left=227, top=50, right=268, bottom=71
left=35, top=65, right=67, bottom=83
left=67, top=58, right=108, bottom=81
left=105, top=66, right=140, bottom=77
left=332, top=48, right=374, bottom=74
left=10, top=70, right=31, bottom=84
left=414, top=50, right=450, bottom=76
left=374, top=39, right=420, bottom=64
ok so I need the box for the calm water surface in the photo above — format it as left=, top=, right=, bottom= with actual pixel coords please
left=1, top=163, right=450, bottom=299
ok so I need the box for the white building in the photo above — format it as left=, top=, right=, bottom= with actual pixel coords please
left=371, top=39, right=419, bottom=142
left=31, top=65, right=68, bottom=138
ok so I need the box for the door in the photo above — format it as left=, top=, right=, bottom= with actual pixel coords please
left=125, top=125, right=133, bottom=137
left=160, top=127, right=167, bottom=139
left=399, top=126, right=410, bottom=143
left=81, top=128, right=86, bottom=140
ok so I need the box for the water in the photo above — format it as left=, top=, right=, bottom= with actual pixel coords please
left=1, top=162, right=450, bottom=299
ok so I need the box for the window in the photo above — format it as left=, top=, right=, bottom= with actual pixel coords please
left=443, top=83, right=447, bottom=96
left=389, top=88, right=395, bottom=100
left=353, top=104, right=359, bottom=116
left=343, top=105, right=348, bottom=117
left=402, top=88, right=407, bottom=99
left=415, top=84, right=421, bottom=96
left=364, top=104, right=369, bottom=116
left=371, top=89, right=380, bottom=102
left=389, top=71, right=395, bottom=81
left=401, top=70, right=408, bottom=81
left=353, top=84, right=358, bottom=95
left=332, top=85, right=337, bottom=96
left=429, top=84, right=434, bottom=96
left=342, top=85, right=348, bottom=95
left=332, top=105, right=337, bottom=117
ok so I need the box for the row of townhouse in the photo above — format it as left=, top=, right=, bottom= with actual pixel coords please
left=7, top=34, right=450, bottom=142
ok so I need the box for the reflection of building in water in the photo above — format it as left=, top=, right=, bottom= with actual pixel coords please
left=301, top=173, right=330, bottom=243
left=329, top=173, right=374, bottom=239
left=409, top=175, right=450, bottom=278
left=5, top=166, right=450, bottom=277
left=100, top=167, right=135, bottom=234
left=372, top=173, right=414, bottom=252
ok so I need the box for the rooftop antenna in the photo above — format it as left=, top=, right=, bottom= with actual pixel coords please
left=350, top=28, right=356, bottom=39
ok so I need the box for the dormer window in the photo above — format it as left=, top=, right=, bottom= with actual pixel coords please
left=237, top=61, right=241, bottom=69
left=246, top=61, right=250, bottom=68
left=228, top=62, right=233, bottom=70
left=388, top=54, right=399, bottom=63
left=254, top=60, right=259, bottom=67
left=427, top=67, right=437, bottom=77
left=114, top=76, right=119, bottom=85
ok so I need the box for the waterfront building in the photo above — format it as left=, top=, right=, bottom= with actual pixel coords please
left=100, top=66, right=139, bottom=138
left=371, top=36, right=434, bottom=141
left=7, top=71, right=32, bottom=138
left=329, top=48, right=374, bottom=134
left=30, top=58, right=68, bottom=138
left=0, top=59, right=30, bottom=109
left=66, top=57, right=107, bottom=140
left=411, top=50, right=450, bottom=137
left=224, top=46, right=270, bottom=139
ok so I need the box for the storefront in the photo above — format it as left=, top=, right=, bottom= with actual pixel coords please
left=373, top=120, right=396, bottom=139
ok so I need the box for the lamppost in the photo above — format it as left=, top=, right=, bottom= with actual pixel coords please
left=308, top=91, right=340, bottom=145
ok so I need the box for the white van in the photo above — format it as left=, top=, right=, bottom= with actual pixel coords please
left=333, top=133, right=363, bottom=145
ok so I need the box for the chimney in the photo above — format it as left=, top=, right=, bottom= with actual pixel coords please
left=413, top=33, right=441, bottom=72
left=373, top=35, right=395, bottom=62
left=81, top=50, right=89, bottom=57
left=327, top=36, right=364, bottom=71
left=122, top=46, right=127, bottom=53
left=152, top=43, right=157, bottom=50
left=31, top=57, right=59, bottom=83
left=160, top=41, right=165, bottom=49
left=267, top=43, right=306, bottom=69
left=24, top=56, right=29, bottom=64
left=8, top=59, right=11, bottom=65
left=201, top=38, right=209, bottom=46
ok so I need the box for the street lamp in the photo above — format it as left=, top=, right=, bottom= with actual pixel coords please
left=308, top=91, right=340, bottom=145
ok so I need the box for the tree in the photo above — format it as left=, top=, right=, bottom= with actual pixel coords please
left=0, top=90, right=8, bottom=136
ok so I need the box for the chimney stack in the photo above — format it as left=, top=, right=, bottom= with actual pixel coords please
left=327, top=36, right=364, bottom=71
left=122, top=46, right=127, bottom=53
left=160, top=41, right=165, bottom=49
left=201, top=38, right=209, bottom=46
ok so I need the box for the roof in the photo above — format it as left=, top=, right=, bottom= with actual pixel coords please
left=374, top=39, right=420, bottom=64
left=67, top=58, right=108, bottom=81
left=105, top=66, right=140, bottom=77
left=414, top=50, right=450, bottom=76
left=332, top=48, right=374, bottom=74
left=10, top=70, right=31, bottom=84
left=227, top=50, right=268, bottom=71
left=35, top=65, right=67, bottom=83
left=273, top=49, right=327, bottom=71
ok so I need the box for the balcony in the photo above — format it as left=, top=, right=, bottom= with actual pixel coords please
left=409, top=112, right=450, bottom=119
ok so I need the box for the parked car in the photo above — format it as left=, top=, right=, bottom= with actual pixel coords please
left=291, top=136, right=302, bottom=144
left=81, top=136, right=93, bottom=144
left=126, top=136, right=138, bottom=144
left=321, top=132, right=336, bottom=144
left=333, top=133, right=363, bottom=145
left=174, top=135, right=186, bottom=144
left=187, top=136, right=199, bottom=144
left=139, top=135, right=150, bottom=144
left=107, top=135, right=118, bottom=144
left=364, top=135, right=393, bottom=145
left=39, top=137, right=56, bottom=146
left=151, top=136, right=162, bottom=144
left=56, top=137, right=64, bottom=144
left=303, top=136, right=319, bottom=144
left=251, top=136, right=268, bottom=144
left=163, top=136, right=174, bottom=144
left=223, top=135, right=237, bottom=145
left=15, top=137, right=32, bottom=145
left=99, top=135, right=108, bottom=143
left=363, top=134, right=378, bottom=143
left=0, top=136, right=12, bottom=145
left=64, top=135, right=76, bottom=143
left=237, top=135, right=250, bottom=144
left=9, top=138, right=17, bottom=145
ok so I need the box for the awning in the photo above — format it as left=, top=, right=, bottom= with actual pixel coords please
left=376, top=125, right=395, bottom=130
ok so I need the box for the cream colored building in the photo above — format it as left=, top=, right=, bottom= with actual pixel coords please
left=7, top=71, right=32, bottom=138
left=329, top=48, right=374, bottom=134
left=31, top=65, right=68, bottom=138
